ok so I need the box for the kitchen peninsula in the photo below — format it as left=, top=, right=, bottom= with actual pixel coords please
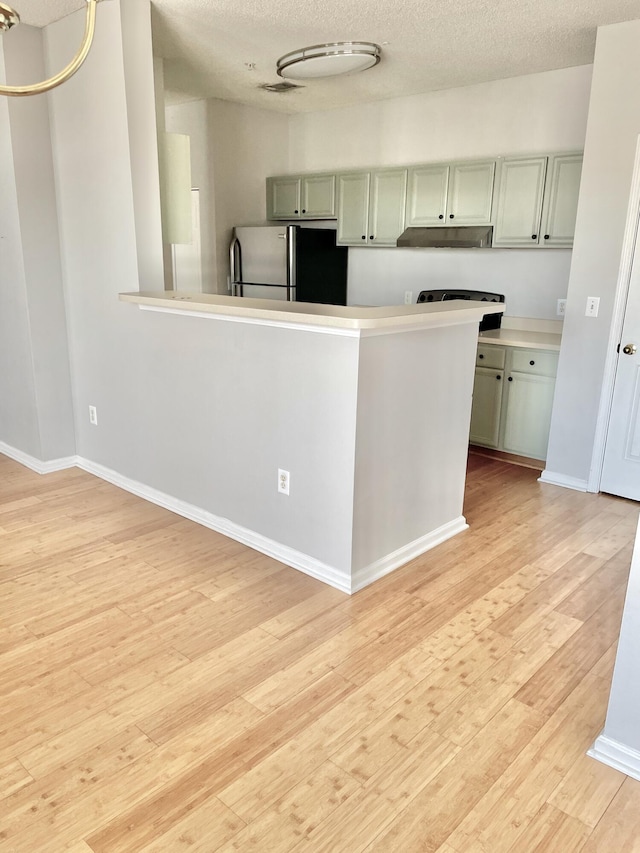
left=120, top=291, right=503, bottom=593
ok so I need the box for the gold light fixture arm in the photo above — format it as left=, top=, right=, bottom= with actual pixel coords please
left=0, top=0, right=100, bottom=97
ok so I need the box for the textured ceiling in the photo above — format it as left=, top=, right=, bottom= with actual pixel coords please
left=12, top=0, right=640, bottom=113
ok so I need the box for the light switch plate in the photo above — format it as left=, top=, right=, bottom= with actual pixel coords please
left=586, top=296, right=600, bottom=317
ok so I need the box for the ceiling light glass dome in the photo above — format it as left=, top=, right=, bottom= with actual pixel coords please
left=276, top=42, right=381, bottom=81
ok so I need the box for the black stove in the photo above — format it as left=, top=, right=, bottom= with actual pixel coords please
left=416, top=289, right=505, bottom=331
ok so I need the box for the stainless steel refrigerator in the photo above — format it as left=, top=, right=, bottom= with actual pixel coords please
left=229, top=224, right=348, bottom=305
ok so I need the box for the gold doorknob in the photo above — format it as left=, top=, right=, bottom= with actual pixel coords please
left=623, top=343, right=637, bottom=355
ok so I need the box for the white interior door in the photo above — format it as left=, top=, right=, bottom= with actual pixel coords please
left=601, top=231, right=640, bottom=500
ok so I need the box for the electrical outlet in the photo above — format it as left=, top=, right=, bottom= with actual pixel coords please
left=404, top=291, right=413, bottom=305
left=586, top=296, right=600, bottom=317
left=557, top=299, right=566, bottom=316
left=278, top=468, right=290, bottom=495
left=89, top=405, right=98, bottom=425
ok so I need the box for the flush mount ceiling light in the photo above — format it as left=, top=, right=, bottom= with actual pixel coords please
left=0, top=0, right=103, bottom=96
left=276, top=42, right=381, bottom=81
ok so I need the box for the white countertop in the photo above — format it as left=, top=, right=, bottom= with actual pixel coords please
left=120, top=291, right=504, bottom=334
left=478, top=327, right=562, bottom=351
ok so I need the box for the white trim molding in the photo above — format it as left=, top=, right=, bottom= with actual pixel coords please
left=1, top=443, right=469, bottom=595
left=0, top=442, right=77, bottom=475
left=589, top=133, right=640, bottom=493
left=538, top=470, right=589, bottom=492
left=76, top=457, right=352, bottom=593
left=351, top=517, right=469, bottom=593
left=137, top=304, right=484, bottom=339
left=588, top=733, right=640, bottom=783
left=138, top=304, right=362, bottom=338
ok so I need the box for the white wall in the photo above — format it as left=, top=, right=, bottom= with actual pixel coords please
left=43, top=0, right=360, bottom=575
left=287, top=65, right=592, bottom=317
left=347, top=247, right=572, bottom=319
left=0, top=40, right=40, bottom=457
left=0, top=24, right=75, bottom=461
left=165, top=99, right=216, bottom=292
left=47, top=0, right=146, bottom=464
left=120, top=0, right=164, bottom=293
left=208, top=99, right=289, bottom=292
left=352, top=324, right=477, bottom=573
left=165, top=98, right=290, bottom=294
left=591, top=517, right=640, bottom=779
left=288, top=65, right=592, bottom=171
left=158, top=66, right=592, bottom=310
left=545, top=20, right=640, bottom=487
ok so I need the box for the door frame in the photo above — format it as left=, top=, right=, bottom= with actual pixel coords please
left=590, top=134, right=640, bottom=492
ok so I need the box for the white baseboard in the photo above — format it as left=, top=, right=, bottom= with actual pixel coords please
left=0, top=442, right=77, bottom=475
left=351, top=516, right=469, bottom=593
left=76, top=458, right=351, bottom=594
left=538, top=470, right=589, bottom=492
left=588, top=733, right=640, bottom=782
left=2, top=444, right=466, bottom=595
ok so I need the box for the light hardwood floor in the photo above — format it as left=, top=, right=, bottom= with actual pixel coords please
left=1, top=451, right=639, bottom=852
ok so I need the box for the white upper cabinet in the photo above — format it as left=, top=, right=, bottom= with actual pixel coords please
left=369, top=169, right=408, bottom=244
left=540, top=154, right=583, bottom=246
left=447, top=161, right=496, bottom=225
left=337, top=172, right=371, bottom=245
left=267, top=174, right=336, bottom=220
left=267, top=176, right=301, bottom=219
left=337, top=169, right=407, bottom=246
left=405, top=165, right=449, bottom=226
left=405, top=160, right=496, bottom=227
left=301, top=174, right=336, bottom=218
left=493, top=153, right=582, bottom=247
left=492, top=157, right=547, bottom=246
left=266, top=150, right=581, bottom=247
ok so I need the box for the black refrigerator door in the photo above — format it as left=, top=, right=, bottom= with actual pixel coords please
left=294, top=228, right=348, bottom=306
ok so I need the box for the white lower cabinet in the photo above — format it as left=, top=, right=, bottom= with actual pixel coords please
left=469, top=367, right=504, bottom=447
left=470, top=344, right=558, bottom=461
left=501, top=371, right=556, bottom=459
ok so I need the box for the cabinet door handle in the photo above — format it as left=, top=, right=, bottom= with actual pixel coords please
left=544, top=234, right=550, bottom=240
left=531, top=234, right=537, bottom=240
left=529, top=360, right=535, bottom=366
left=295, top=210, right=299, bottom=214
left=439, top=214, right=444, bottom=220
left=302, top=209, right=306, bottom=214
left=449, top=214, right=455, bottom=219
left=496, top=374, right=501, bottom=380
left=478, top=353, right=484, bottom=359
left=361, top=235, right=366, bottom=240
left=370, top=235, right=374, bottom=240
left=508, top=376, right=513, bottom=381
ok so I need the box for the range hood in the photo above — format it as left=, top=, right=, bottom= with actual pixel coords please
left=396, top=225, right=494, bottom=249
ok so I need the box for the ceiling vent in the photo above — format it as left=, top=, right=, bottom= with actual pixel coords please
left=259, top=81, right=304, bottom=93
